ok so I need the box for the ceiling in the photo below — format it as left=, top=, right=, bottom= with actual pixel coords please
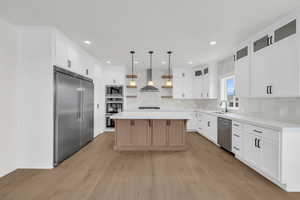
left=0, top=0, right=300, bottom=69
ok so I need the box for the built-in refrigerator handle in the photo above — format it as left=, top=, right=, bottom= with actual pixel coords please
left=81, top=89, right=85, bottom=121
left=77, top=88, right=82, bottom=120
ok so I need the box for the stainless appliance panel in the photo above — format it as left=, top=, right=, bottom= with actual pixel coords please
left=54, top=66, right=94, bottom=166
left=217, top=117, right=232, bottom=152
left=80, top=80, right=94, bottom=146
left=54, top=72, right=81, bottom=165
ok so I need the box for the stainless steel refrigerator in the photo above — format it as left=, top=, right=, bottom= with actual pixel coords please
left=54, top=66, right=94, bottom=166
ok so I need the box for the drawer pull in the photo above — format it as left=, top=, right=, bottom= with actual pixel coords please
left=253, top=129, right=263, bottom=134
left=233, top=147, right=240, bottom=151
left=233, top=134, right=240, bottom=138
left=233, top=124, right=240, bottom=127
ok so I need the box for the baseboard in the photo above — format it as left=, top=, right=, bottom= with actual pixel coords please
left=0, top=167, right=17, bottom=178
left=17, top=166, right=54, bottom=169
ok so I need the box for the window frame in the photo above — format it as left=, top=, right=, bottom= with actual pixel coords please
left=220, top=74, right=239, bottom=110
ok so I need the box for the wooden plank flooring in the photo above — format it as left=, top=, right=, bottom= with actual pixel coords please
left=1, top=132, right=300, bottom=200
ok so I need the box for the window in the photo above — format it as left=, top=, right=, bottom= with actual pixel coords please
left=220, top=75, right=239, bottom=109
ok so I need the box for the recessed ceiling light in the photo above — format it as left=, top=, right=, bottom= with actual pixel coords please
left=134, top=61, right=139, bottom=64
left=84, top=40, right=91, bottom=45
left=188, top=61, right=193, bottom=65
left=210, top=41, right=217, bottom=45
left=106, top=60, right=111, bottom=64
left=161, top=61, right=167, bottom=65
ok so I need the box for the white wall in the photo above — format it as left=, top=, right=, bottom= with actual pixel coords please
left=16, top=27, right=54, bottom=169
left=0, top=19, right=17, bottom=177
left=93, top=64, right=105, bottom=136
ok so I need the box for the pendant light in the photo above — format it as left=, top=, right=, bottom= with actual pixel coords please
left=129, top=50, right=136, bottom=87
left=165, top=51, right=172, bottom=86
left=148, top=51, right=154, bottom=86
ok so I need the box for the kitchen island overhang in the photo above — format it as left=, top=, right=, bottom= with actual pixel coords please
left=111, top=112, right=191, bottom=151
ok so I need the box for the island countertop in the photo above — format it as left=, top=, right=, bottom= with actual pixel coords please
left=110, top=111, right=192, bottom=120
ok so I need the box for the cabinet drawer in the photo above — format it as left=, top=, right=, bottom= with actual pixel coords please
left=232, top=131, right=241, bottom=139
left=232, top=121, right=242, bottom=130
left=232, top=145, right=241, bottom=155
left=232, top=129, right=242, bottom=136
left=245, top=124, right=279, bottom=141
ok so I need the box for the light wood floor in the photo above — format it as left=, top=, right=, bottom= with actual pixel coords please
left=1, top=132, right=300, bottom=200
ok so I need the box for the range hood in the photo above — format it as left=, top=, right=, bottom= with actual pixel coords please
left=140, top=69, right=159, bottom=92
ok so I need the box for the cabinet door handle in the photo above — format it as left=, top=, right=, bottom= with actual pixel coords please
left=67, top=59, right=72, bottom=68
left=257, top=139, right=261, bottom=148
left=233, top=134, right=240, bottom=138
left=266, top=86, right=269, bottom=94
left=208, top=121, right=210, bottom=127
left=130, top=120, right=135, bottom=126
left=255, top=138, right=257, bottom=147
left=233, top=146, right=240, bottom=151
left=233, top=124, right=239, bottom=127
left=270, top=85, right=272, bottom=94
left=253, top=129, right=263, bottom=134
left=166, top=120, right=171, bottom=126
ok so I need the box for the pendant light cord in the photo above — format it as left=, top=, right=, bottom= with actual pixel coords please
left=167, top=51, right=172, bottom=81
left=130, top=51, right=135, bottom=81
left=149, top=51, right=153, bottom=81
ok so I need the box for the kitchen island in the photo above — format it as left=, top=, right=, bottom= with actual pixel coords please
left=111, top=112, right=191, bottom=151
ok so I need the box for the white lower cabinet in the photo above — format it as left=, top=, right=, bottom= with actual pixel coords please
left=196, top=112, right=300, bottom=191
left=260, top=137, right=280, bottom=180
left=243, top=125, right=280, bottom=182
left=232, top=121, right=243, bottom=157
left=243, top=131, right=261, bottom=167
left=197, top=113, right=217, bottom=144
left=187, top=112, right=198, bottom=131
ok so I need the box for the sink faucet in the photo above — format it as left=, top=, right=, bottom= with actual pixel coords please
left=220, top=100, right=228, bottom=113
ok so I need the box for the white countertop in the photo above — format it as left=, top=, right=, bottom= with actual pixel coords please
left=111, top=109, right=300, bottom=130
left=197, top=110, right=300, bottom=131
left=110, top=111, right=192, bottom=120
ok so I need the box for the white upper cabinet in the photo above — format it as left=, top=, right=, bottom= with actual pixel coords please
left=235, top=40, right=251, bottom=98
left=54, top=30, right=95, bottom=78
left=173, top=68, right=193, bottom=99
left=103, top=66, right=126, bottom=85
left=55, top=32, right=69, bottom=69
left=270, top=19, right=299, bottom=97
left=249, top=13, right=300, bottom=98
left=251, top=31, right=273, bottom=97
left=173, top=62, right=218, bottom=100
left=235, top=11, right=300, bottom=98
left=193, top=68, right=203, bottom=98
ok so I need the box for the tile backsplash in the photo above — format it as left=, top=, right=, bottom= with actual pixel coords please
left=197, top=97, right=300, bottom=124
left=236, top=98, right=300, bottom=123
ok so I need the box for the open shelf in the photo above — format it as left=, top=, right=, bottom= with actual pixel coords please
left=126, top=74, right=138, bottom=79
left=161, top=75, right=173, bottom=79
left=161, top=85, right=173, bottom=89
left=161, top=96, right=173, bottom=99
left=126, top=85, right=137, bottom=88
left=126, top=95, right=138, bottom=98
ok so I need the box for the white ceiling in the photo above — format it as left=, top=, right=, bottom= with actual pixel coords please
left=0, top=0, right=300, bottom=69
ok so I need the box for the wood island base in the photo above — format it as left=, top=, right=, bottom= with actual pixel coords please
left=114, top=119, right=187, bottom=151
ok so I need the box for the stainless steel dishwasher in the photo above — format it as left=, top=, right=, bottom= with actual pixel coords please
left=217, top=117, right=232, bottom=152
